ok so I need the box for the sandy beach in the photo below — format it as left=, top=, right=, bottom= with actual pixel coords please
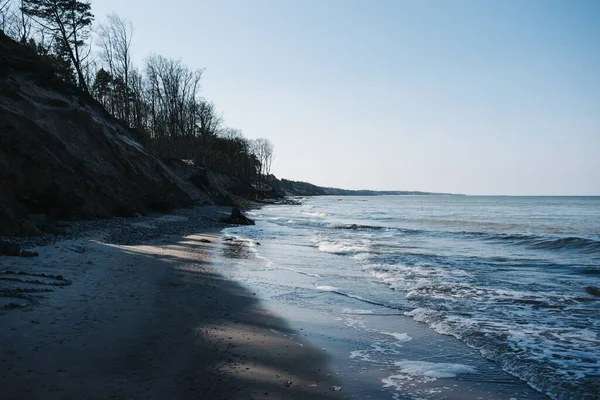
left=0, top=215, right=345, bottom=399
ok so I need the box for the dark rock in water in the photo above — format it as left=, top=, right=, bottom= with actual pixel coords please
left=585, top=286, right=600, bottom=297
left=0, top=241, right=21, bottom=256
left=220, top=207, right=255, bottom=225
left=199, top=238, right=211, bottom=243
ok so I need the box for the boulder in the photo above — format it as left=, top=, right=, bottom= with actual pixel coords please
left=220, top=207, right=255, bottom=225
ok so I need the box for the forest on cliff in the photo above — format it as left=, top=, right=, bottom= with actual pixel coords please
left=0, top=0, right=275, bottom=181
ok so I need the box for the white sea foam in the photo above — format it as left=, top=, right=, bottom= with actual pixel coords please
left=315, top=285, right=340, bottom=291
left=363, top=262, right=470, bottom=293
left=393, top=361, right=476, bottom=379
left=349, top=349, right=375, bottom=362
left=301, top=211, right=328, bottom=217
left=382, top=332, right=412, bottom=342
left=381, top=361, right=477, bottom=394
left=382, top=361, right=477, bottom=390
left=351, top=252, right=372, bottom=261
left=315, top=240, right=369, bottom=255
left=340, top=308, right=375, bottom=315
left=349, top=342, right=402, bottom=363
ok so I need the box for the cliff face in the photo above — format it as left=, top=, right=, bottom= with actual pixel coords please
left=0, top=31, right=213, bottom=236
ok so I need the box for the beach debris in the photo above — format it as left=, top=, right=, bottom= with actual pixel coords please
left=332, top=386, right=343, bottom=391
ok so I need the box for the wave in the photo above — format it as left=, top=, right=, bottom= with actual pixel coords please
left=485, top=233, right=600, bottom=254
left=331, top=223, right=421, bottom=235
left=315, top=284, right=411, bottom=312
left=301, top=211, right=328, bottom=217
left=325, top=222, right=600, bottom=255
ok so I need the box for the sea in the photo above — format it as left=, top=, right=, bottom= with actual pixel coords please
left=218, top=196, right=600, bottom=399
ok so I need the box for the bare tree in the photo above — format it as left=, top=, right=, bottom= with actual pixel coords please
left=0, top=0, right=29, bottom=41
left=0, top=0, right=11, bottom=14
left=251, top=138, right=274, bottom=183
left=143, top=54, right=206, bottom=157
left=0, top=0, right=13, bottom=33
left=218, top=127, right=243, bottom=140
left=96, top=12, right=133, bottom=122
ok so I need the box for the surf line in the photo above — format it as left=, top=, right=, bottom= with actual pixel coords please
left=315, top=285, right=412, bottom=312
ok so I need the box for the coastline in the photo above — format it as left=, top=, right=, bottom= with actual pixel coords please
left=219, top=203, right=556, bottom=400
left=0, top=209, right=345, bottom=399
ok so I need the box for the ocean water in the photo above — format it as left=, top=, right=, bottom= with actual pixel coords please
left=220, top=196, right=600, bottom=399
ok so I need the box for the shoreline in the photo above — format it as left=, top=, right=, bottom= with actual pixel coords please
left=0, top=210, right=345, bottom=399
left=219, top=208, right=553, bottom=400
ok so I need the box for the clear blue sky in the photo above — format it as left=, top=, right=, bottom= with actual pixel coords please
left=93, top=0, right=599, bottom=195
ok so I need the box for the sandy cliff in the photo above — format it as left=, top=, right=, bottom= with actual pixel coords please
left=0, top=30, right=243, bottom=236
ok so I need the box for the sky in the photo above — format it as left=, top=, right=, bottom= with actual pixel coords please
left=92, top=0, right=599, bottom=195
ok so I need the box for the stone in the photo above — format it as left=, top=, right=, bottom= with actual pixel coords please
left=220, top=207, right=255, bottom=225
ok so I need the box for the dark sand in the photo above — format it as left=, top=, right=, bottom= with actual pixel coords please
left=0, top=231, right=345, bottom=399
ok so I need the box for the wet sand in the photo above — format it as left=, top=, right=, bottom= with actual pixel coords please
left=0, top=230, right=345, bottom=399
left=214, top=236, right=550, bottom=400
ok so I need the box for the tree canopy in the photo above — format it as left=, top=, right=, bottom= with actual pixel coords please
left=21, top=0, right=93, bottom=91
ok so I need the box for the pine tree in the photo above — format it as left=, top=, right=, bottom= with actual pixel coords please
left=21, top=0, right=93, bottom=92
left=49, top=35, right=76, bottom=84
